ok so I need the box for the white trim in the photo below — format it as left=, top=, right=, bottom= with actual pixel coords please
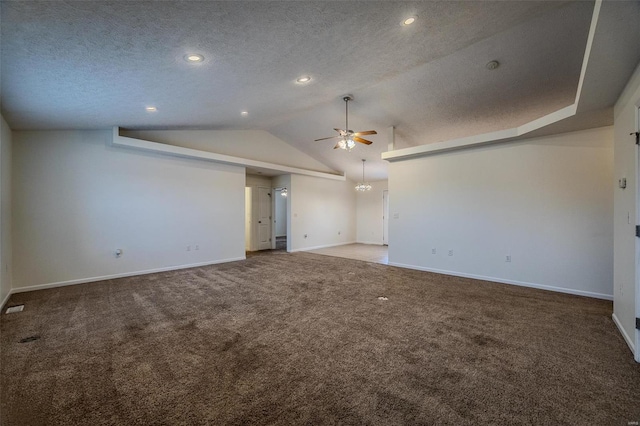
left=573, top=0, right=601, bottom=105
left=381, top=0, right=602, bottom=162
left=10, top=257, right=246, bottom=294
left=111, top=127, right=346, bottom=181
left=0, top=291, right=11, bottom=310
left=612, top=313, right=636, bottom=356
left=355, top=241, right=384, bottom=246
left=613, top=58, right=640, bottom=116
left=292, top=241, right=357, bottom=252
left=382, top=105, right=578, bottom=161
left=388, top=262, right=613, bottom=301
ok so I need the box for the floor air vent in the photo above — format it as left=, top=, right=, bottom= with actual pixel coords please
left=5, top=305, right=24, bottom=314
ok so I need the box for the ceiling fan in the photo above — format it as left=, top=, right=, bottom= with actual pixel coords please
left=315, top=95, right=377, bottom=151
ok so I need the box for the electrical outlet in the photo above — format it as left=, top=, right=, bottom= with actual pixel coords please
left=506, top=255, right=511, bottom=263
left=448, top=250, right=453, bottom=256
left=619, top=178, right=627, bottom=189
left=432, top=248, right=436, bottom=254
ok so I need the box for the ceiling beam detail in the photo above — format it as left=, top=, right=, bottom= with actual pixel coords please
left=110, top=127, right=346, bottom=181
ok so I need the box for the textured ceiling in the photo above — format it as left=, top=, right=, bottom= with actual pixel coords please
left=1, top=1, right=638, bottom=181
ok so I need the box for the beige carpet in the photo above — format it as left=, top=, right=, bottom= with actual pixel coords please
left=1, top=251, right=639, bottom=425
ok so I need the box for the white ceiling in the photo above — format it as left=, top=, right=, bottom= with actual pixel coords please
left=1, top=1, right=639, bottom=181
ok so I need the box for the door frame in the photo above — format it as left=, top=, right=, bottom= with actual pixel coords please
left=383, top=190, right=389, bottom=246
left=255, top=186, right=272, bottom=251
left=634, top=105, right=640, bottom=362
left=271, top=186, right=289, bottom=250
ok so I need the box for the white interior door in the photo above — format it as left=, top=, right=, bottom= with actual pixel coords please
left=383, top=190, right=389, bottom=245
left=256, top=186, right=272, bottom=251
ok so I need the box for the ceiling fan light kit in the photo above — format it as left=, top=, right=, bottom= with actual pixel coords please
left=315, top=95, right=377, bottom=151
left=338, top=138, right=356, bottom=151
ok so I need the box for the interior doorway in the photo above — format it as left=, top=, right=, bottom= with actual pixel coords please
left=274, top=187, right=287, bottom=250
left=245, top=185, right=273, bottom=252
left=244, top=187, right=252, bottom=251
left=256, top=186, right=272, bottom=250
left=383, top=190, right=389, bottom=246
left=246, top=174, right=291, bottom=253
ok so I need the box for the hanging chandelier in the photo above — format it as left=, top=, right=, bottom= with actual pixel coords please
left=355, top=159, right=372, bottom=191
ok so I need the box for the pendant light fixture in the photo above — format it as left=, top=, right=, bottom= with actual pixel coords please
left=355, top=159, right=372, bottom=191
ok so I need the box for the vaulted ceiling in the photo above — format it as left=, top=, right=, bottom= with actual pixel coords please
left=2, top=1, right=639, bottom=181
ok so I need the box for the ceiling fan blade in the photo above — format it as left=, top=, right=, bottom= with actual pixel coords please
left=353, top=136, right=373, bottom=145
left=354, top=130, right=377, bottom=136
left=334, top=128, right=347, bottom=136
left=314, top=135, right=341, bottom=141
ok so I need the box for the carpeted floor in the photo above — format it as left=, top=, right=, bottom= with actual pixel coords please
left=1, top=251, right=639, bottom=425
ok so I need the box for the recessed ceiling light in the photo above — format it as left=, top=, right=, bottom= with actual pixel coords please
left=184, top=54, right=204, bottom=63
left=241, top=111, right=249, bottom=116
left=296, top=76, right=312, bottom=84
left=402, top=16, right=417, bottom=26
left=145, top=106, right=157, bottom=112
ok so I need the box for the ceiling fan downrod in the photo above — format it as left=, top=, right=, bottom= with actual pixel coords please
left=344, top=95, right=351, bottom=133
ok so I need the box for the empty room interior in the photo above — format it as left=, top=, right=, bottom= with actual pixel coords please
left=1, top=1, right=640, bottom=424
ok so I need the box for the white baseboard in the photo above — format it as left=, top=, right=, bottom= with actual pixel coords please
left=292, top=241, right=357, bottom=252
left=388, top=262, right=613, bottom=301
left=0, top=291, right=11, bottom=310
left=10, top=256, right=246, bottom=294
left=355, top=240, right=384, bottom=246
left=612, top=313, right=636, bottom=356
